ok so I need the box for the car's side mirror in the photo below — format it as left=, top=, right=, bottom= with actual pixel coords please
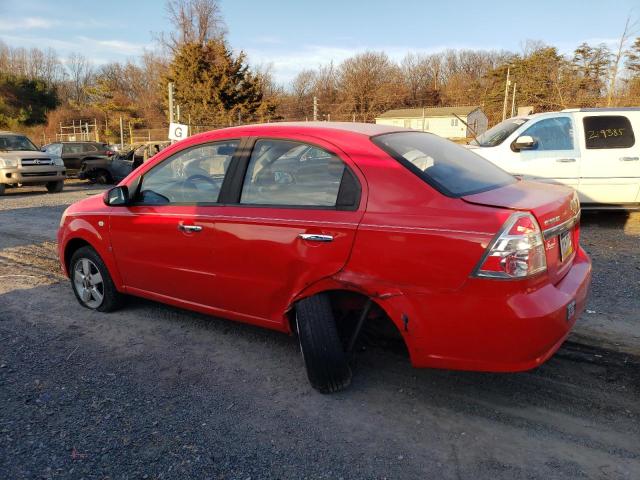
left=512, top=135, right=536, bottom=151
left=103, top=185, right=130, bottom=206
left=40, top=147, right=46, bottom=152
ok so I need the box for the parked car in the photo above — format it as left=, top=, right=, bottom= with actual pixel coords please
left=108, top=141, right=170, bottom=183
left=41, top=141, right=114, bottom=175
left=77, top=141, right=169, bottom=184
left=468, top=107, right=640, bottom=209
left=58, top=123, right=591, bottom=393
left=0, top=131, right=65, bottom=195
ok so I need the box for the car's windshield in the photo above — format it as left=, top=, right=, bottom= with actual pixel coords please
left=373, top=131, right=515, bottom=197
left=0, top=134, right=39, bottom=151
left=472, top=118, right=529, bottom=147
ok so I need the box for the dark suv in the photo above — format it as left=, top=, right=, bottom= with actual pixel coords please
left=41, top=142, right=114, bottom=175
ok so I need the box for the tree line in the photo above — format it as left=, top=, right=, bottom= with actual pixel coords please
left=0, top=0, right=639, bottom=143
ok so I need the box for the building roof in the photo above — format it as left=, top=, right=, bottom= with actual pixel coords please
left=376, top=106, right=481, bottom=119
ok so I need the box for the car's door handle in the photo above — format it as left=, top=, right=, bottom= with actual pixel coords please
left=556, top=158, right=576, bottom=163
left=178, top=224, right=203, bottom=233
left=619, top=156, right=639, bottom=161
left=298, top=233, right=334, bottom=242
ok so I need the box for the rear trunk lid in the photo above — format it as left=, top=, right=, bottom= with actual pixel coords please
left=463, top=180, right=581, bottom=284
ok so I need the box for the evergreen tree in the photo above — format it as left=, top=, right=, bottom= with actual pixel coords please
left=165, top=39, right=268, bottom=126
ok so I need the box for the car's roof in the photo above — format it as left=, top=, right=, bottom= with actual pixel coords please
left=207, top=121, right=409, bottom=138
left=0, top=131, right=26, bottom=136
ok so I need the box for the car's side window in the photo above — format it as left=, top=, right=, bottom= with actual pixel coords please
left=583, top=115, right=635, bottom=149
left=46, top=144, right=62, bottom=156
left=240, top=139, right=347, bottom=207
left=136, top=140, right=239, bottom=205
left=520, top=117, right=574, bottom=151
left=64, top=144, right=84, bottom=155
left=83, top=144, right=98, bottom=152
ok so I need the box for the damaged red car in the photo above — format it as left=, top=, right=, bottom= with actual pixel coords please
left=58, top=123, right=591, bottom=393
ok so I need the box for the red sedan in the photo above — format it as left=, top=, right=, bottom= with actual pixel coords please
left=57, top=123, right=591, bottom=393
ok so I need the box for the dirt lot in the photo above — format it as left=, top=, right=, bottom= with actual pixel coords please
left=1, top=181, right=639, bottom=479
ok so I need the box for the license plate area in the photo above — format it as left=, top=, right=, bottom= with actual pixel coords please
left=559, top=230, right=574, bottom=262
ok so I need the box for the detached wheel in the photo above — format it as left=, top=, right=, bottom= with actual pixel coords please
left=70, top=246, right=123, bottom=312
left=46, top=180, right=64, bottom=193
left=296, top=294, right=352, bottom=393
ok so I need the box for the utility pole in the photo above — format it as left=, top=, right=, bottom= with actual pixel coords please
left=119, top=116, right=124, bottom=147
left=502, top=66, right=511, bottom=122
left=510, top=82, right=517, bottom=118
left=313, top=96, right=318, bottom=121
left=176, top=105, right=181, bottom=122
left=168, top=82, right=175, bottom=124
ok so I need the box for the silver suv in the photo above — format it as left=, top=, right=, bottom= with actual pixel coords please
left=0, top=132, right=66, bottom=195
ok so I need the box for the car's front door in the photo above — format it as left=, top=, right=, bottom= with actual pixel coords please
left=512, top=116, right=580, bottom=190
left=577, top=114, right=640, bottom=205
left=109, top=140, right=240, bottom=306
left=62, top=143, right=84, bottom=171
left=209, top=136, right=365, bottom=326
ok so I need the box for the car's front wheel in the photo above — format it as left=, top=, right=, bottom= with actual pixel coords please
left=69, top=246, right=123, bottom=312
left=296, top=294, right=352, bottom=393
left=46, top=180, right=64, bottom=193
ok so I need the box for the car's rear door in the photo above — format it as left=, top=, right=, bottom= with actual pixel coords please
left=577, top=114, right=640, bottom=205
left=208, top=135, right=365, bottom=326
left=109, top=139, right=241, bottom=306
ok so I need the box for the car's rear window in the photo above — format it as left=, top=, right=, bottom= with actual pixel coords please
left=372, top=131, right=516, bottom=197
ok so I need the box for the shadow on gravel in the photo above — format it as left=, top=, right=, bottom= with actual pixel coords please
left=580, top=210, right=631, bottom=229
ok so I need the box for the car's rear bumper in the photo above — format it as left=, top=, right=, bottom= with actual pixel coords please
left=1, top=166, right=66, bottom=184
left=404, top=247, right=592, bottom=371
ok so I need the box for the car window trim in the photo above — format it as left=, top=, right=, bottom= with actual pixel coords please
left=128, top=137, right=244, bottom=207
left=222, top=136, right=361, bottom=211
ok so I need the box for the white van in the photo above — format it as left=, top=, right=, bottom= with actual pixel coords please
left=468, top=108, right=640, bottom=209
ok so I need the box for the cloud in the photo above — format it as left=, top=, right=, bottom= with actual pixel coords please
left=0, top=16, right=57, bottom=31
left=0, top=33, right=150, bottom=63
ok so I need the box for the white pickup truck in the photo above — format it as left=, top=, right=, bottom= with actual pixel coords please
left=468, top=108, right=640, bottom=209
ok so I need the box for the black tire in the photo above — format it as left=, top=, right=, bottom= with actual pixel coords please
left=46, top=180, right=64, bottom=193
left=69, top=246, right=123, bottom=313
left=0, top=184, right=5, bottom=196
left=95, top=170, right=112, bottom=185
left=296, top=294, right=352, bottom=393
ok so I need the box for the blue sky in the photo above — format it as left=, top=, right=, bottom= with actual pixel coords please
left=0, top=0, right=637, bottom=83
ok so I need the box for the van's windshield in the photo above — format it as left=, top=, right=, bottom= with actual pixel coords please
left=372, top=131, right=516, bottom=197
left=0, top=134, right=39, bottom=152
left=471, top=118, right=529, bottom=147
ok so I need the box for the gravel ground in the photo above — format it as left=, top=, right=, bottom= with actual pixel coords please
left=1, top=181, right=639, bottom=479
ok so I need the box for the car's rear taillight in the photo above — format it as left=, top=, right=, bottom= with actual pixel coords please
left=106, top=150, right=115, bottom=156
left=472, top=212, right=547, bottom=279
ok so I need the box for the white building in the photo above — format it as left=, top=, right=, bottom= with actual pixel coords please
left=375, top=106, right=488, bottom=139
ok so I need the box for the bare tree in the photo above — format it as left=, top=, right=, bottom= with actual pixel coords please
left=162, top=0, right=226, bottom=50
left=338, top=52, right=400, bottom=122
left=401, top=53, right=434, bottom=105
left=606, top=13, right=638, bottom=106
left=66, top=53, right=94, bottom=106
